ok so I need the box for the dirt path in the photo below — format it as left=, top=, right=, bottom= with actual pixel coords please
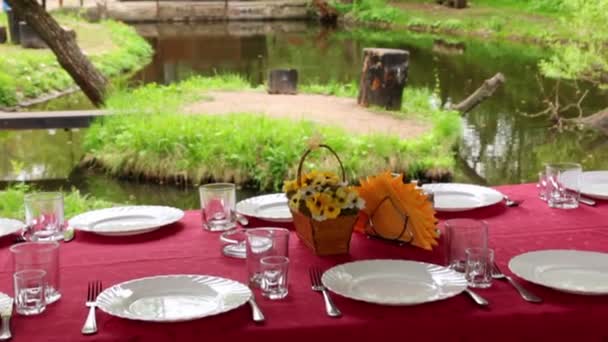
left=184, top=91, right=432, bottom=139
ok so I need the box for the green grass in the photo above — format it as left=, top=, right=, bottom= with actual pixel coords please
left=0, top=14, right=152, bottom=108
left=83, top=75, right=461, bottom=191
left=0, top=183, right=116, bottom=220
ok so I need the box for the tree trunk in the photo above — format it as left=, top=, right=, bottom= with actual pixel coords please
left=312, top=0, right=338, bottom=25
left=578, top=108, right=608, bottom=136
left=0, top=26, right=6, bottom=44
left=358, top=48, right=409, bottom=111
left=6, top=0, right=108, bottom=107
left=452, top=73, right=505, bottom=113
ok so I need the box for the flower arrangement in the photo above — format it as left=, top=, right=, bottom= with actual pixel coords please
left=283, top=170, right=365, bottom=221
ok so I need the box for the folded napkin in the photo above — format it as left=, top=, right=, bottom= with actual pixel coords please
left=355, top=171, right=438, bottom=250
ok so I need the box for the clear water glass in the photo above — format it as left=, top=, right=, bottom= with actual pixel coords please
left=260, top=256, right=289, bottom=300
left=14, top=269, right=47, bottom=315
left=545, top=163, right=582, bottom=209
left=199, top=183, right=237, bottom=231
left=246, top=228, right=290, bottom=288
left=10, top=241, right=61, bottom=304
left=537, top=171, right=547, bottom=201
left=24, top=192, right=65, bottom=241
left=465, top=248, right=494, bottom=289
left=444, top=219, right=488, bottom=272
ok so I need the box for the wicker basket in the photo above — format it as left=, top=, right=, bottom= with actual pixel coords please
left=289, top=144, right=358, bottom=256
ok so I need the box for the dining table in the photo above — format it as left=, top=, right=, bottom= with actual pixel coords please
left=1, top=182, right=608, bottom=342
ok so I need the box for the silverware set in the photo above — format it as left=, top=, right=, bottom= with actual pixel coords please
left=309, top=267, right=341, bottom=317
left=81, top=281, right=102, bottom=335
left=492, top=263, right=542, bottom=303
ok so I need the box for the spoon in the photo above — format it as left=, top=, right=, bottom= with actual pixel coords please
left=503, top=195, right=522, bottom=207
left=236, top=214, right=249, bottom=226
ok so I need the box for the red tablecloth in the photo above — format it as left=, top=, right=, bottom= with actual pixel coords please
left=1, top=183, right=608, bottom=341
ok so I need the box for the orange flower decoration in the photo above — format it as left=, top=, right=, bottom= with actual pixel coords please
left=356, top=171, right=438, bottom=250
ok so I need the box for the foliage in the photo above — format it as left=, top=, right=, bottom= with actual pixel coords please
left=83, top=76, right=461, bottom=192
left=341, top=0, right=405, bottom=23
left=540, top=0, right=608, bottom=86
left=0, top=183, right=116, bottom=220
left=0, top=15, right=152, bottom=108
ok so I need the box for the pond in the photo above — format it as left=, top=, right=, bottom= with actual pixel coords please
left=5, top=21, right=608, bottom=208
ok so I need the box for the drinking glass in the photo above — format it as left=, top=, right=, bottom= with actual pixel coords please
left=199, top=183, right=237, bottom=231
left=246, top=228, right=290, bottom=288
left=14, top=269, right=47, bottom=315
left=465, top=248, right=494, bottom=289
left=545, top=163, right=582, bottom=209
left=444, top=219, right=488, bottom=272
left=537, top=171, right=547, bottom=201
left=10, top=241, right=61, bottom=304
left=260, top=256, right=289, bottom=300
left=24, top=192, right=65, bottom=241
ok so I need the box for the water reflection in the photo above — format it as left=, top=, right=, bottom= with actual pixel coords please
left=5, top=22, right=608, bottom=205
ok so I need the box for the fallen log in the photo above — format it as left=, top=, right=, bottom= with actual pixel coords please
left=578, top=108, right=608, bottom=136
left=451, top=72, right=505, bottom=113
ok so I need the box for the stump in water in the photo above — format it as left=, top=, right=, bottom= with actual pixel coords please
left=357, top=48, right=409, bottom=111
left=0, top=27, right=6, bottom=44
left=268, top=69, right=298, bottom=95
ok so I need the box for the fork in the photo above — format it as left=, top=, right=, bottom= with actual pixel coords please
left=309, top=267, right=341, bottom=318
left=81, top=281, right=102, bottom=335
left=503, top=195, right=522, bottom=207
left=492, top=263, right=542, bottom=303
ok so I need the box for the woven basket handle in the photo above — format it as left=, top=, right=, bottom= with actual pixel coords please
left=296, top=144, right=346, bottom=187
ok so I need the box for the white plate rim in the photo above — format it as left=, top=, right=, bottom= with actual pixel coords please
left=580, top=171, right=608, bottom=200
left=421, top=183, right=504, bottom=212
left=69, top=205, right=184, bottom=236
left=509, top=249, right=608, bottom=295
left=96, top=274, right=252, bottom=322
left=0, top=218, right=26, bottom=238
left=321, top=259, right=467, bottom=306
left=236, top=193, right=292, bottom=222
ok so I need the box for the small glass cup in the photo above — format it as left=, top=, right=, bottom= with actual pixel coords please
left=14, top=269, right=47, bottom=316
left=24, top=192, right=65, bottom=241
left=465, top=248, right=494, bottom=289
left=537, top=171, right=547, bottom=201
left=545, top=163, right=582, bottom=209
left=10, top=241, right=61, bottom=304
left=444, top=219, right=488, bottom=272
left=246, top=228, right=290, bottom=288
left=199, top=183, right=237, bottom=231
left=260, top=256, right=289, bottom=300
left=220, top=229, right=247, bottom=259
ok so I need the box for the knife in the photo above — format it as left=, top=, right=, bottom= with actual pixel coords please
left=579, top=196, right=596, bottom=206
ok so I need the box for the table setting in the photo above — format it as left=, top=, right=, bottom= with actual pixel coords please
left=0, top=146, right=608, bottom=341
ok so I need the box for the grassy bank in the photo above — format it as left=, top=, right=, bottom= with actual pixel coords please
left=83, top=75, right=460, bottom=191
left=0, top=14, right=152, bottom=108
left=0, top=183, right=115, bottom=220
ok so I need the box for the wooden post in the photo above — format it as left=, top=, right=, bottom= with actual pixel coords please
left=357, top=48, right=409, bottom=111
left=0, top=27, right=6, bottom=44
left=268, top=69, right=298, bottom=95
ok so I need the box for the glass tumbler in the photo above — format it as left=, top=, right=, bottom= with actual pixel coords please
left=444, top=219, right=488, bottom=272
left=14, top=269, right=47, bottom=316
left=261, top=256, right=289, bottom=300
left=545, top=163, right=582, bottom=209
left=246, top=227, right=290, bottom=288
left=199, top=183, right=237, bottom=231
left=465, top=248, right=494, bottom=289
left=10, top=241, right=61, bottom=304
left=24, top=192, right=65, bottom=241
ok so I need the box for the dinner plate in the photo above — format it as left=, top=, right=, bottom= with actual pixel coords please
left=69, top=206, right=184, bottom=236
left=576, top=171, right=608, bottom=200
left=509, top=250, right=608, bottom=295
left=96, top=274, right=251, bottom=322
left=0, top=218, right=26, bottom=239
left=322, top=259, right=467, bottom=305
left=421, top=183, right=504, bottom=212
left=236, top=193, right=292, bottom=222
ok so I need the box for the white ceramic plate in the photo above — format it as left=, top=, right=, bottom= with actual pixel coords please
left=0, top=218, right=26, bottom=239
left=69, top=206, right=184, bottom=236
left=509, top=250, right=608, bottom=295
left=579, top=171, right=608, bottom=200
left=97, top=274, right=252, bottom=322
left=421, top=183, right=504, bottom=212
left=236, top=193, right=292, bottom=222
left=322, top=259, right=467, bottom=305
